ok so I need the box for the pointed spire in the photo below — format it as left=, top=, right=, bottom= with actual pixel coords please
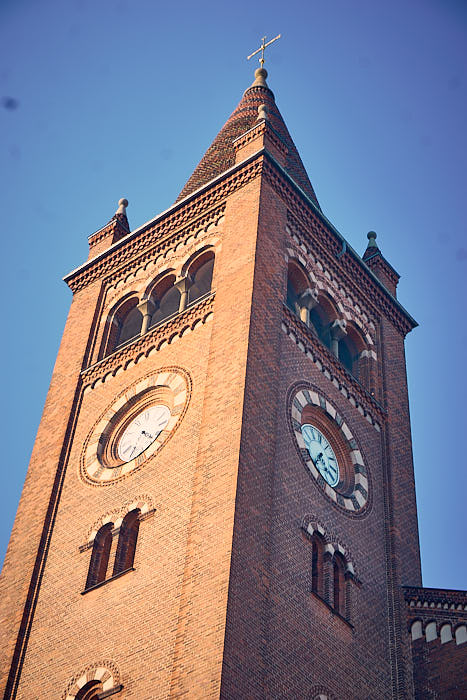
left=176, top=67, right=320, bottom=208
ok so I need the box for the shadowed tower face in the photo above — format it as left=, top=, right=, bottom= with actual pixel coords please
left=1, top=61, right=437, bottom=700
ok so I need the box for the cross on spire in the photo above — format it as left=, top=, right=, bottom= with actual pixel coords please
left=247, top=34, right=281, bottom=68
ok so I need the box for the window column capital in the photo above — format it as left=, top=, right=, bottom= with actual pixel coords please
left=299, top=287, right=319, bottom=310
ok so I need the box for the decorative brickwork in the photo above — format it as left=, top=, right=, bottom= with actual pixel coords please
left=289, top=382, right=371, bottom=514
left=81, top=293, right=214, bottom=389
left=1, top=67, right=464, bottom=700
left=405, top=587, right=467, bottom=698
left=62, top=661, right=121, bottom=700
left=80, top=367, right=191, bottom=485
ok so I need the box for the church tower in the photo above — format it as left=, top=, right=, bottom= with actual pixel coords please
left=2, top=59, right=464, bottom=699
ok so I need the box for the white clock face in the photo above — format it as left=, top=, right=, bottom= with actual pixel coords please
left=117, top=404, right=170, bottom=462
left=301, top=423, right=340, bottom=487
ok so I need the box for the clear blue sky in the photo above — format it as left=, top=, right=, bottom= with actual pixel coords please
left=1, top=0, right=466, bottom=590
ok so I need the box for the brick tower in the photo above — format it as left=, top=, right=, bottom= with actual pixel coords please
left=1, top=65, right=466, bottom=699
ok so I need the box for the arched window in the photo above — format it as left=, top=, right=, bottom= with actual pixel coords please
left=75, top=680, right=102, bottom=700
left=338, top=334, right=358, bottom=377
left=101, top=297, right=142, bottom=357
left=150, top=275, right=180, bottom=327
left=311, top=534, right=324, bottom=597
left=338, top=325, right=364, bottom=379
left=117, top=301, right=142, bottom=347
left=113, top=509, right=140, bottom=576
left=309, top=305, right=332, bottom=349
left=187, top=251, right=215, bottom=305
left=85, top=522, right=113, bottom=590
left=286, top=261, right=310, bottom=321
left=333, top=554, right=346, bottom=616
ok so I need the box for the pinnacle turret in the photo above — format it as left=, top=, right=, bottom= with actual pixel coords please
left=362, top=230, right=400, bottom=297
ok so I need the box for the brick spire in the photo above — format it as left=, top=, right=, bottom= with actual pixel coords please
left=176, top=68, right=320, bottom=208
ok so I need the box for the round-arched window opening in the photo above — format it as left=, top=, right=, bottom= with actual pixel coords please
left=286, top=261, right=309, bottom=317
left=338, top=325, right=365, bottom=379
left=116, top=301, right=142, bottom=348
left=75, top=680, right=102, bottom=700
left=150, top=276, right=180, bottom=328
left=309, top=306, right=332, bottom=349
left=188, top=254, right=214, bottom=305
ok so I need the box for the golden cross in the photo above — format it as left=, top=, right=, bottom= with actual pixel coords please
left=247, top=34, right=281, bottom=68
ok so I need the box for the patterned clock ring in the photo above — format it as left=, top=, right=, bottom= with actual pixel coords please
left=289, top=384, right=370, bottom=514
left=80, top=367, right=191, bottom=486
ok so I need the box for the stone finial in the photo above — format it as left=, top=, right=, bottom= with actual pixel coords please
left=116, top=198, right=128, bottom=215
left=251, top=67, right=269, bottom=88
left=367, top=230, right=378, bottom=248
left=257, top=104, right=268, bottom=121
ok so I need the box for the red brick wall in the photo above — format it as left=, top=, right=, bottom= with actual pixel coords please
left=411, top=637, right=467, bottom=699
left=1, top=143, right=429, bottom=699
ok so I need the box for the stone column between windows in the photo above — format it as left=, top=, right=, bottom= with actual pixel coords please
left=137, top=298, right=156, bottom=335
left=330, top=319, right=347, bottom=358
left=299, top=287, right=319, bottom=325
left=323, top=549, right=334, bottom=607
left=175, top=277, right=190, bottom=313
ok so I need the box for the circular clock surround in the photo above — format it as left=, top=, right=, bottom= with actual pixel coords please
left=289, top=384, right=370, bottom=514
left=80, top=367, right=191, bottom=486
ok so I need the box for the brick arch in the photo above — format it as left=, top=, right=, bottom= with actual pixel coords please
left=410, top=618, right=424, bottom=640
left=454, top=624, right=467, bottom=645
left=181, top=244, right=216, bottom=279
left=285, top=246, right=319, bottom=286
left=143, top=268, right=176, bottom=301
left=440, top=622, right=453, bottom=643
left=285, top=244, right=376, bottom=343
left=99, top=291, right=141, bottom=359
left=424, top=620, right=438, bottom=641
left=301, top=518, right=358, bottom=579
left=84, top=494, right=156, bottom=546
left=62, top=660, right=120, bottom=700
left=309, top=685, right=337, bottom=700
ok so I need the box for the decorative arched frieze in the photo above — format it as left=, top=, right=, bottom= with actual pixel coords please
left=309, top=684, right=337, bottom=700
left=301, top=517, right=359, bottom=581
left=80, top=494, right=157, bottom=550
left=285, top=234, right=377, bottom=347
left=62, top=660, right=121, bottom=700
left=410, top=619, right=467, bottom=646
left=81, top=297, right=214, bottom=391
left=282, top=319, right=383, bottom=432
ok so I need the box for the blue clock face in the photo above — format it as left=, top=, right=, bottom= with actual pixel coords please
left=301, top=424, right=340, bottom=487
